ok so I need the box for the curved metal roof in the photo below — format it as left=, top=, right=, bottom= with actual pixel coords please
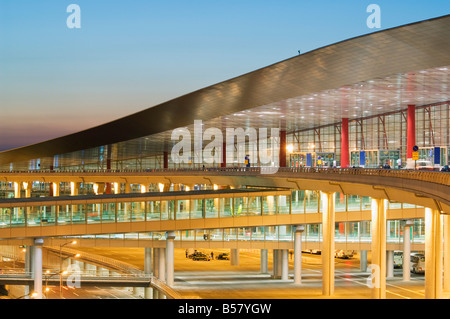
left=1, top=15, right=449, bottom=165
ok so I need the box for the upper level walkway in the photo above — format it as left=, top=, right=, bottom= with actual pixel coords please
left=1, top=167, right=449, bottom=212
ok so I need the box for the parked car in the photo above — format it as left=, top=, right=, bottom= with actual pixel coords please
left=393, top=251, right=403, bottom=269
left=216, top=253, right=229, bottom=260
left=334, top=250, right=354, bottom=259
left=441, top=165, right=450, bottom=172
left=415, top=160, right=438, bottom=171
left=192, top=252, right=211, bottom=261
left=410, top=253, right=425, bottom=274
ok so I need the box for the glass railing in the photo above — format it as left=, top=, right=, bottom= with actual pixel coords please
left=0, top=190, right=426, bottom=229
left=60, top=219, right=425, bottom=244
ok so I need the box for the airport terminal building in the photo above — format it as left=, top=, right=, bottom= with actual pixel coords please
left=0, top=15, right=449, bottom=300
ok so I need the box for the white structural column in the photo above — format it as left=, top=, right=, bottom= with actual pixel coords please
left=360, top=250, right=368, bottom=272
left=403, top=220, right=414, bottom=281
left=371, top=198, right=387, bottom=299
left=260, top=249, right=268, bottom=274
left=33, top=238, right=44, bottom=299
left=425, top=207, right=442, bottom=299
left=281, top=249, right=289, bottom=281
left=444, top=215, right=450, bottom=291
left=166, top=231, right=176, bottom=287
left=321, top=192, right=335, bottom=296
left=294, top=225, right=305, bottom=284
left=144, top=247, right=153, bottom=299
left=158, top=248, right=166, bottom=282
left=386, top=251, right=394, bottom=278
left=230, top=249, right=239, bottom=266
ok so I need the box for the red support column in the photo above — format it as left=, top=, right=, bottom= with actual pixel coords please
left=341, top=118, right=349, bottom=168
left=407, top=104, right=416, bottom=160
left=221, top=142, right=226, bottom=168
left=105, top=145, right=112, bottom=194
left=163, top=151, right=169, bottom=169
left=279, top=130, right=287, bottom=168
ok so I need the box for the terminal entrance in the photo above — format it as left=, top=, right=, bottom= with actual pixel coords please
left=418, top=146, right=448, bottom=166
left=350, top=150, right=401, bottom=168
left=289, top=152, right=335, bottom=168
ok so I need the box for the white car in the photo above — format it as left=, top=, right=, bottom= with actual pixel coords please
left=415, top=160, right=438, bottom=171
left=393, top=251, right=403, bottom=269
left=334, top=250, right=354, bottom=259
left=410, top=253, right=425, bottom=274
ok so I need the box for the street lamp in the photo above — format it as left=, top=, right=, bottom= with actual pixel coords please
left=59, top=240, right=77, bottom=298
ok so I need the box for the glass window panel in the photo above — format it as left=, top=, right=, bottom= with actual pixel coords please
left=146, top=201, right=160, bottom=221
left=305, top=191, right=319, bottom=213
left=335, top=193, right=347, bottom=212
left=58, top=205, right=71, bottom=225
left=0, top=208, right=10, bottom=228
left=249, top=196, right=262, bottom=215
left=177, top=199, right=190, bottom=220
left=205, top=198, right=219, bottom=218
left=291, top=190, right=305, bottom=214
left=277, top=195, right=290, bottom=214
left=72, top=204, right=86, bottom=224
left=224, top=228, right=237, bottom=241
left=191, top=199, right=204, bottom=219
left=234, top=197, right=247, bottom=216
left=132, top=201, right=146, bottom=222
left=278, top=226, right=293, bottom=241
left=117, top=202, right=130, bottom=222
left=220, top=198, right=233, bottom=218
left=87, top=204, right=101, bottom=224
left=12, top=207, right=26, bottom=227
left=102, top=203, right=116, bottom=223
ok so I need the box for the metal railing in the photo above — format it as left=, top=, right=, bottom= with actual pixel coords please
left=1, top=167, right=448, bottom=186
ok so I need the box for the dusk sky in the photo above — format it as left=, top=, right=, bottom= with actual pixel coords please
left=0, top=0, right=449, bottom=151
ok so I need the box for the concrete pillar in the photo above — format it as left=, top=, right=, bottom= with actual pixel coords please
left=260, top=249, right=268, bottom=274
left=230, top=249, right=239, bottom=266
left=281, top=249, right=289, bottom=280
left=360, top=250, right=368, bottom=272
left=294, top=225, right=305, bottom=284
left=403, top=220, right=413, bottom=281
left=158, top=248, right=166, bottom=282
left=33, top=238, right=44, bottom=299
left=24, top=246, right=34, bottom=299
left=444, top=215, right=450, bottom=291
left=387, top=251, right=394, bottom=278
left=425, top=208, right=442, bottom=299
left=144, top=247, right=153, bottom=299
left=321, top=192, right=335, bottom=296
left=52, top=182, right=60, bottom=197
left=272, top=249, right=280, bottom=278
left=371, top=198, right=387, bottom=299
left=166, top=231, right=175, bottom=287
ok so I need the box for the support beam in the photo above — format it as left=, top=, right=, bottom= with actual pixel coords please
left=425, top=208, right=442, bottom=299
left=230, top=249, right=239, bottom=266
left=294, top=225, right=305, bottom=284
left=403, top=220, right=413, bottom=281
left=321, top=192, right=335, bottom=296
left=371, top=198, right=387, bottom=299
left=33, top=238, right=44, bottom=299
left=444, top=215, right=450, bottom=291
left=281, top=249, right=289, bottom=281
left=260, top=249, right=268, bottom=274
left=166, top=231, right=175, bottom=287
